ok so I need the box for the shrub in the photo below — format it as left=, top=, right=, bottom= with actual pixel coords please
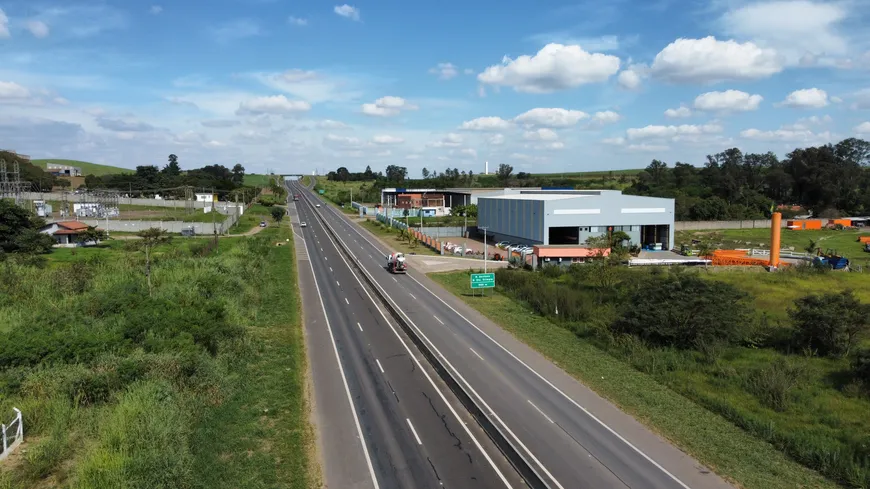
left=611, top=274, right=750, bottom=350
left=744, top=357, right=807, bottom=411
left=790, top=290, right=870, bottom=357
left=270, top=206, right=285, bottom=222
left=541, top=264, right=563, bottom=278
left=495, top=269, right=591, bottom=322
left=852, top=348, right=870, bottom=384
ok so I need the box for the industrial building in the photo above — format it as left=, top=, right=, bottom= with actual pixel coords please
left=380, top=187, right=543, bottom=208
left=477, top=189, right=675, bottom=252
left=46, top=164, right=82, bottom=177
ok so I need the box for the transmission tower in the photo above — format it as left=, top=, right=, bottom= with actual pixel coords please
left=60, top=190, right=70, bottom=218
left=0, top=159, right=29, bottom=206
left=184, top=186, right=195, bottom=214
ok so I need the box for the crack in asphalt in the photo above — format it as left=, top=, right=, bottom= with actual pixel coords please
left=422, top=391, right=466, bottom=458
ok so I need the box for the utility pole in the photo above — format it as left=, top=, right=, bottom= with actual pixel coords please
left=480, top=226, right=489, bottom=297
left=211, top=187, right=217, bottom=248
left=463, top=212, right=468, bottom=257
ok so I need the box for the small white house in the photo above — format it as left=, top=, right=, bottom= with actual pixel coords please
left=39, top=221, right=93, bottom=247
left=195, top=193, right=216, bottom=203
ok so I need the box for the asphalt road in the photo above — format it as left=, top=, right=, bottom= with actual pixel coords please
left=291, top=180, right=736, bottom=489
left=291, top=185, right=522, bottom=489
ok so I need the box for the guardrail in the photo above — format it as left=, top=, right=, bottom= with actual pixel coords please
left=299, top=186, right=550, bottom=489
left=1, top=408, right=23, bottom=461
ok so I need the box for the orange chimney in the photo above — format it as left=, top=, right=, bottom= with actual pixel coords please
left=769, top=212, right=781, bottom=268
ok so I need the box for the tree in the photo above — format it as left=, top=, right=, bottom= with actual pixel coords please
left=422, top=167, right=430, bottom=179
left=385, top=165, right=408, bottom=183
left=0, top=199, right=55, bottom=254
left=613, top=274, right=750, bottom=350
left=336, top=167, right=351, bottom=182
left=496, top=163, right=513, bottom=182
left=231, top=164, right=245, bottom=184
left=790, top=290, right=870, bottom=357
left=77, top=226, right=108, bottom=246
left=363, top=165, right=374, bottom=179
left=163, top=154, right=181, bottom=176
left=270, top=206, right=285, bottom=222
left=136, top=165, right=161, bottom=187
left=135, top=227, right=171, bottom=297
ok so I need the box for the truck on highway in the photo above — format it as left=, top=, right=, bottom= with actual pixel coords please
left=293, top=194, right=299, bottom=201
left=386, top=252, right=407, bottom=274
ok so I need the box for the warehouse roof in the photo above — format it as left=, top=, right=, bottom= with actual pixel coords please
left=479, top=193, right=587, bottom=201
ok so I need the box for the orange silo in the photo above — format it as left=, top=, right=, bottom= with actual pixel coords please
left=769, top=212, right=781, bottom=268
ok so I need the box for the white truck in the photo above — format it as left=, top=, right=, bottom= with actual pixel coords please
left=386, top=252, right=407, bottom=274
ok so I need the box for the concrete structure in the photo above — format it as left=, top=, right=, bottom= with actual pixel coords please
left=46, top=164, right=82, bottom=177
left=195, top=193, right=216, bottom=202
left=477, top=189, right=675, bottom=250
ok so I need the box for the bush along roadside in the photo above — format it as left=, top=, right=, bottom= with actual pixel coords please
left=488, top=266, right=870, bottom=489
left=0, top=226, right=313, bottom=489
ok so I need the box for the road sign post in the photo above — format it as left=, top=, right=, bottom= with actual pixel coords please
left=318, top=189, right=325, bottom=195
left=470, top=272, right=495, bottom=297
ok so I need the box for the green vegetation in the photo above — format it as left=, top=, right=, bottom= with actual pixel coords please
left=0, top=224, right=313, bottom=488
left=314, top=177, right=375, bottom=206
left=243, top=173, right=272, bottom=187
left=270, top=206, right=286, bottom=222
left=677, top=228, right=869, bottom=262
left=31, top=159, right=133, bottom=176
left=229, top=204, right=275, bottom=234
left=361, top=219, right=440, bottom=256
left=430, top=266, right=870, bottom=489
left=530, top=169, right=643, bottom=178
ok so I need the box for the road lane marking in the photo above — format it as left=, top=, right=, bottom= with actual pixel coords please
left=357, top=322, right=363, bottom=332
left=296, top=219, right=380, bottom=489
left=409, top=293, right=417, bottom=300
left=469, top=347, right=484, bottom=361
left=336, top=281, right=340, bottom=287
left=345, top=297, right=350, bottom=305
left=329, top=267, right=333, bottom=272
left=313, top=221, right=513, bottom=488
left=406, top=419, right=423, bottom=445
left=528, top=400, right=555, bottom=424
left=433, top=316, right=444, bottom=325
left=376, top=359, right=385, bottom=374
left=392, top=277, right=398, bottom=283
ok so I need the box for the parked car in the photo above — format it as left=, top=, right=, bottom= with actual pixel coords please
left=452, top=246, right=464, bottom=255
left=496, top=241, right=510, bottom=249
left=259, top=221, right=267, bottom=227
left=300, top=222, right=307, bottom=228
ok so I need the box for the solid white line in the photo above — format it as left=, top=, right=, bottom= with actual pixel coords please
left=358, top=322, right=363, bottom=332
left=345, top=297, right=350, bottom=305
left=392, top=277, right=398, bottom=283
left=311, top=215, right=513, bottom=488
left=433, top=316, right=444, bottom=325
left=469, top=347, right=484, bottom=361
left=376, top=359, right=385, bottom=374
left=409, top=293, right=417, bottom=300
left=406, top=418, right=423, bottom=446
left=528, top=400, right=555, bottom=424
left=296, top=219, right=380, bottom=489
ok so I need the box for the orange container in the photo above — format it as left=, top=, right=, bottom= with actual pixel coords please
left=859, top=236, right=870, bottom=244
left=805, top=220, right=823, bottom=230
left=787, top=219, right=823, bottom=230
left=829, top=219, right=852, bottom=227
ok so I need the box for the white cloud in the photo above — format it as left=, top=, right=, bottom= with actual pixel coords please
left=429, top=62, right=458, bottom=80
left=463, top=68, right=474, bottom=75
left=694, top=90, right=763, bottom=112
left=523, top=128, right=559, bottom=141
left=288, top=16, right=307, bottom=26
left=317, top=119, right=349, bottom=129
left=617, top=69, right=642, bottom=90
left=27, top=20, right=50, bottom=38
left=778, top=88, right=829, bottom=108
left=459, top=116, right=512, bottom=131
left=627, top=124, right=723, bottom=140
left=488, top=134, right=505, bottom=145
left=851, top=88, right=870, bottom=110
left=477, top=43, right=621, bottom=93
left=651, top=36, right=783, bottom=83
left=831, top=96, right=843, bottom=104
left=740, top=127, right=832, bottom=143
left=334, top=5, right=360, bottom=21
left=449, top=148, right=478, bottom=159
left=664, top=106, right=692, bottom=118
left=854, top=122, right=870, bottom=134
left=0, top=8, right=9, bottom=39
left=323, top=134, right=365, bottom=149
left=251, top=69, right=363, bottom=104
left=96, top=117, right=156, bottom=132
left=514, top=108, right=588, bottom=127
left=0, top=81, right=31, bottom=100
left=428, top=133, right=464, bottom=148
left=720, top=1, right=849, bottom=66
left=372, top=135, right=404, bottom=145
left=149, top=5, right=163, bottom=15
left=592, top=111, right=621, bottom=124
left=542, top=141, right=565, bottom=150
left=209, top=19, right=262, bottom=44
left=236, top=95, right=311, bottom=115
left=361, top=96, right=417, bottom=117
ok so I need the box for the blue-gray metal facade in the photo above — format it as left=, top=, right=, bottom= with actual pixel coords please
left=478, top=191, right=675, bottom=248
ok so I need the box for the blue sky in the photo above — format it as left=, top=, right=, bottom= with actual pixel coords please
left=1, top=0, right=869, bottom=175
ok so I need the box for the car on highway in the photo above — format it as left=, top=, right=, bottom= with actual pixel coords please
left=300, top=222, right=307, bottom=227
left=259, top=221, right=267, bottom=227
left=315, top=204, right=321, bottom=208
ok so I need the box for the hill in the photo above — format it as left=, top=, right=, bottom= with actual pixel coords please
left=31, top=159, right=133, bottom=176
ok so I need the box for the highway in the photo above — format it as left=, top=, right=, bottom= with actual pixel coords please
left=290, top=179, right=736, bottom=489
left=290, top=182, right=523, bottom=489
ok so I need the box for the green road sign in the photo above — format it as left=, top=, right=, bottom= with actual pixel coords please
left=470, top=273, right=495, bottom=289
left=318, top=189, right=325, bottom=194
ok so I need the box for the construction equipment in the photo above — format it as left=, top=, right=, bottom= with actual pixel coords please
left=386, top=252, right=407, bottom=274
left=813, top=249, right=850, bottom=270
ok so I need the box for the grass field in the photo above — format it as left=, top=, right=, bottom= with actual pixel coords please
left=362, top=219, right=442, bottom=256
left=530, top=168, right=643, bottom=177
left=31, top=159, right=132, bottom=176
left=229, top=204, right=278, bottom=234
left=677, top=228, right=870, bottom=262
left=429, top=267, right=870, bottom=489
left=244, top=174, right=277, bottom=188
left=0, top=224, right=313, bottom=488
